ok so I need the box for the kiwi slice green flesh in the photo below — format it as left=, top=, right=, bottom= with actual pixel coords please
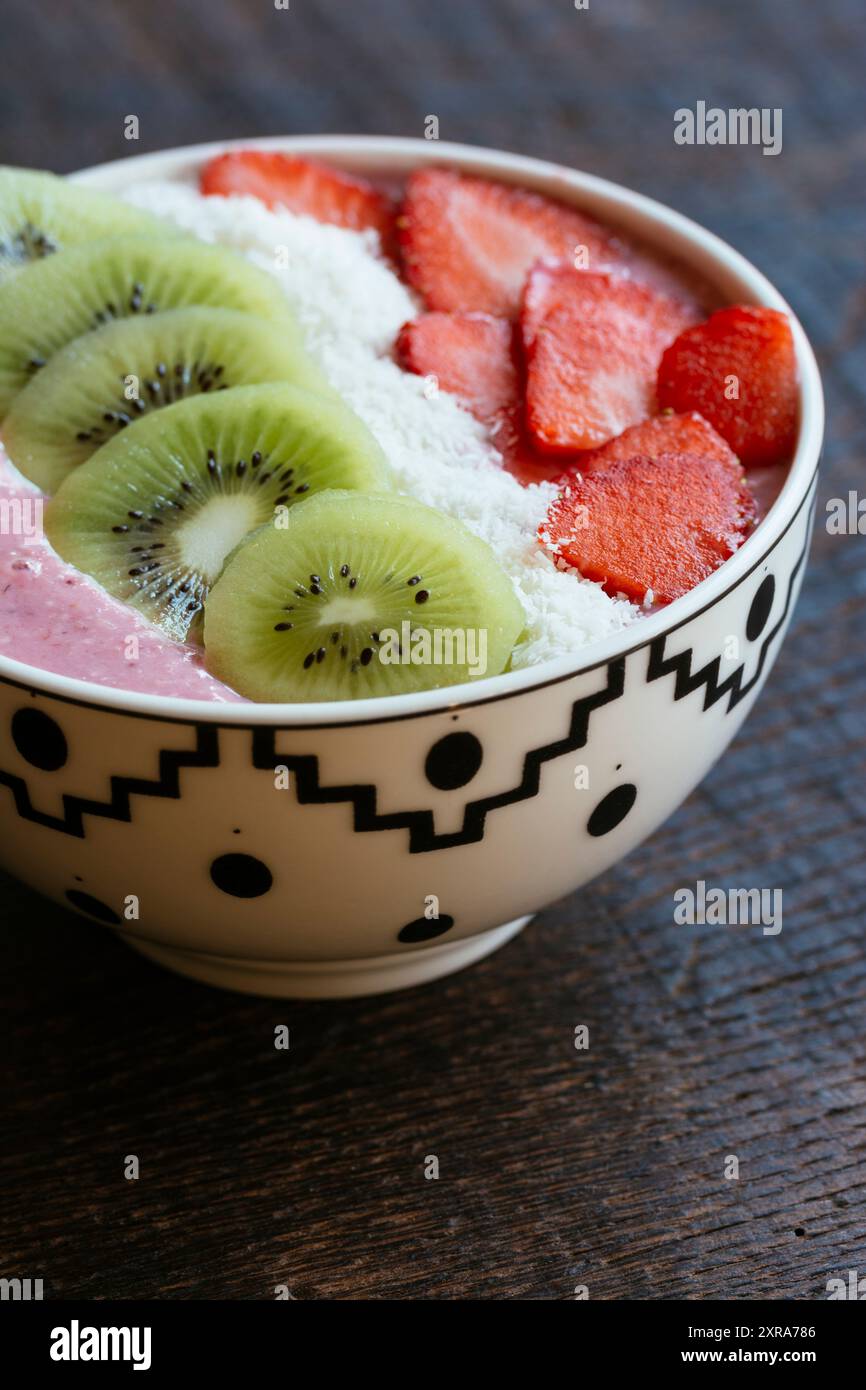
left=0, top=166, right=175, bottom=284
left=203, top=490, right=525, bottom=702
left=44, top=385, right=392, bottom=641
left=0, top=236, right=300, bottom=416
left=3, top=305, right=326, bottom=492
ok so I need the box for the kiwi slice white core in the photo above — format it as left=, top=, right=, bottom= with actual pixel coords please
left=321, top=594, right=378, bottom=626
left=176, top=493, right=264, bottom=583
left=203, top=490, right=525, bottom=702
left=45, top=384, right=392, bottom=641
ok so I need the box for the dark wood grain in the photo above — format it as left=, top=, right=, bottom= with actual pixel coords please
left=1, top=0, right=865, bottom=1301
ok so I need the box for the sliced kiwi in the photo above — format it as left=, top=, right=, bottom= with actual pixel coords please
left=0, top=237, right=301, bottom=415
left=3, top=305, right=327, bottom=492
left=203, top=490, right=525, bottom=702
left=0, top=166, right=175, bottom=283
left=44, top=385, right=392, bottom=641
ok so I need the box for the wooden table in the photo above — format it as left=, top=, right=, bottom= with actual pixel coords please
left=1, top=0, right=864, bottom=1300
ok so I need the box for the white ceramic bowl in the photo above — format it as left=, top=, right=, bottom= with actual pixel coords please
left=0, top=137, right=823, bottom=997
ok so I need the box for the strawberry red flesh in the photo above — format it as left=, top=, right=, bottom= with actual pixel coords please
left=395, top=312, right=566, bottom=484
left=656, top=305, right=798, bottom=467
left=522, top=265, right=700, bottom=454
left=200, top=151, right=397, bottom=249
left=396, top=312, right=516, bottom=419
left=539, top=449, right=756, bottom=606
left=397, top=168, right=635, bottom=318
left=580, top=409, right=740, bottom=470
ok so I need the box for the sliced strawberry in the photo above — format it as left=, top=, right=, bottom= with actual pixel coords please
left=656, top=305, right=798, bottom=467
left=538, top=449, right=756, bottom=606
left=200, top=151, right=397, bottom=249
left=397, top=168, right=635, bottom=318
left=395, top=311, right=565, bottom=484
left=581, top=410, right=739, bottom=469
left=396, top=312, right=515, bottom=418
left=522, top=265, right=700, bottom=454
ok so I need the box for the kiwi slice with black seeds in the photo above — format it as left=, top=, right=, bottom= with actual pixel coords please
left=45, top=384, right=392, bottom=641
left=4, top=305, right=327, bottom=492
left=0, top=237, right=300, bottom=415
left=0, top=166, right=175, bottom=283
left=203, top=490, right=525, bottom=702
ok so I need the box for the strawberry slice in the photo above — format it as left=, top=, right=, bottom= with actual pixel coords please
left=395, top=311, right=565, bottom=484
left=200, top=151, right=397, bottom=249
left=539, top=449, right=756, bottom=605
left=581, top=410, right=740, bottom=470
left=396, top=312, right=515, bottom=419
left=522, top=265, right=700, bottom=454
left=656, top=305, right=798, bottom=467
left=397, top=168, right=632, bottom=318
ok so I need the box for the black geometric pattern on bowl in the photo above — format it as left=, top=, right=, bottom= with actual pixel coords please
left=647, top=523, right=811, bottom=712
left=250, top=655, right=626, bottom=853
left=0, top=724, right=220, bottom=838
left=0, top=658, right=627, bottom=852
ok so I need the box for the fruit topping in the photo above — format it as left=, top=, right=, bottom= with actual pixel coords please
left=0, top=236, right=295, bottom=417
left=397, top=167, right=629, bottom=318
left=0, top=165, right=175, bottom=284
left=395, top=311, right=564, bottom=483
left=203, top=490, right=525, bottom=701
left=580, top=409, right=740, bottom=470
left=538, top=448, right=756, bottom=605
left=3, top=305, right=325, bottom=491
left=44, top=384, right=392, bottom=641
left=656, top=305, right=798, bottom=467
left=200, top=151, right=397, bottom=250
left=521, top=264, right=700, bottom=453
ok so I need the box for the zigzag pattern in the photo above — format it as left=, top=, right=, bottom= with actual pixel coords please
left=647, top=516, right=812, bottom=713
left=0, top=726, right=220, bottom=839
left=254, top=657, right=627, bottom=853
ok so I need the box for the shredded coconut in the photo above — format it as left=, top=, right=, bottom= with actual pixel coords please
left=126, top=181, right=639, bottom=667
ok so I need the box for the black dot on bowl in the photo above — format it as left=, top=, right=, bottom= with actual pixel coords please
left=398, top=914, right=455, bottom=944
left=424, top=732, right=483, bottom=790
left=65, top=889, right=121, bottom=926
left=587, top=783, right=637, bottom=837
left=746, top=574, right=775, bottom=641
left=12, top=707, right=68, bottom=771
left=210, top=853, right=273, bottom=898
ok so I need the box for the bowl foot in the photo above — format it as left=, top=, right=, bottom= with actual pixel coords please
left=122, top=915, right=533, bottom=999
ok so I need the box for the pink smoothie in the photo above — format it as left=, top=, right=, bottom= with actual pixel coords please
left=0, top=449, right=242, bottom=702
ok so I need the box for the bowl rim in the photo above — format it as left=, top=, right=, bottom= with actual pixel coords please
left=0, top=134, right=823, bottom=727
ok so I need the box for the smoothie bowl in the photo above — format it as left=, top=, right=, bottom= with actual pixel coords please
left=0, top=137, right=822, bottom=997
